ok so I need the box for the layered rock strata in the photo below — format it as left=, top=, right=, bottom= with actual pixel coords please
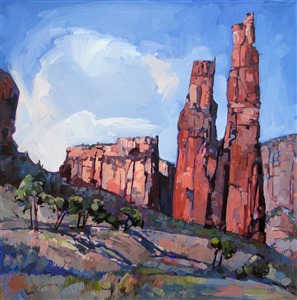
left=173, top=60, right=218, bottom=224
left=60, top=137, right=174, bottom=210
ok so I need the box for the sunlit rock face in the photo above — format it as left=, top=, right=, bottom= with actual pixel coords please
left=172, top=60, right=218, bottom=224
left=210, top=13, right=265, bottom=242
left=172, top=14, right=267, bottom=242
left=60, top=136, right=174, bottom=212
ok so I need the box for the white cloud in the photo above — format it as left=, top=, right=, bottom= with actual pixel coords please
left=143, top=55, right=179, bottom=100
left=11, top=25, right=232, bottom=172
left=17, top=110, right=160, bottom=171
left=13, top=29, right=180, bottom=171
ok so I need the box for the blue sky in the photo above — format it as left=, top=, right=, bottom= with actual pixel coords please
left=1, top=0, right=296, bottom=171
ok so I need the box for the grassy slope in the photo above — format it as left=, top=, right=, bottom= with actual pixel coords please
left=0, top=183, right=296, bottom=299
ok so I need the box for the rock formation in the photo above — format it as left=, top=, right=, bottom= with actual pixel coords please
left=210, top=13, right=266, bottom=241
left=60, top=137, right=174, bottom=211
left=0, top=69, right=19, bottom=156
left=0, top=13, right=292, bottom=249
left=0, top=69, right=64, bottom=191
left=172, top=13, right=267, bottom=242
left=262, top=134, right=297, bottom=258
left=159, top=159, right=176, bottom=216
left=173, top=60, right=218, bottom=224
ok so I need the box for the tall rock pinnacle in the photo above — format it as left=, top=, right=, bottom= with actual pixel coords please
left=173, top=60, right=218, bottom=223
left=212, top=13, right=266, bottom=241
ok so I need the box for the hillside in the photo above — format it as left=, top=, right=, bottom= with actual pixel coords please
left=1, top=184, right=296, bottom=299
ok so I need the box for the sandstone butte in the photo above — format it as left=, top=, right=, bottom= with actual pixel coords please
left=60, top=137, right=175, bottom=213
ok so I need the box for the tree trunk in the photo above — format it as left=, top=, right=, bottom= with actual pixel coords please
left=212, top=250, right=218, bottom=270
left=82, top=211, right=89, bottom=228
left=77, top=213, right=82, bottom=228
left=29, top=206, right=33, bottom=229
left=55, top=212, right=67, bottom=231
left=218, top=252, right=223, bottom=267
left=33, top=197, right=38, bottom=231
left=54, top=212, right=61, bottom=229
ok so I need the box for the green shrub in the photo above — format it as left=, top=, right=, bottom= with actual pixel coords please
left=236, top=254, right=269, bottom=279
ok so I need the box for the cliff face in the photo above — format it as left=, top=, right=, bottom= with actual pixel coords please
left=0, top=69, right=63, bottom=190
left=60, top=137, right=174, bottom=211
left=0, top=69, right=19, bottom=156
left=262, top=134, right=297, bottom=258
left=173, top=60, right=218, bottom=224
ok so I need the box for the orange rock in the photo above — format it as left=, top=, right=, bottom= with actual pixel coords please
left=60, top=136, right=164, bottom=209
left=173, top=59, right=218, bottom=224
left=215, top=13, right=266, bottom=240
left=8, top=274, right=29, bottom=292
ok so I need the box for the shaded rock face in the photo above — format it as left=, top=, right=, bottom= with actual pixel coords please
left=0, top=69, right=19, bottom=155
left=159, top=159, right=176, bottom=216
left=173, top=60, right=218, bottom=224
left=263, top=135, right=297, bottom=259
left=0, top=69, right=63, bottom=191
left=211, top=13, right=266, bottom=241
left=60, top=137, right=174, bottom=211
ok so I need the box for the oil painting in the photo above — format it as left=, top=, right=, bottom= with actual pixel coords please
left=0, top=0, right=296, bottom=299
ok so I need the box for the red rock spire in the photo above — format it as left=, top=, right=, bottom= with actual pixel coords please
left=221, top=13, right=265, bottom=241
left=173, top=60, right=218, bottom=223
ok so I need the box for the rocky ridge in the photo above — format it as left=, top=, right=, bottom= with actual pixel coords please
left=60, top=137, right=174, bottom=213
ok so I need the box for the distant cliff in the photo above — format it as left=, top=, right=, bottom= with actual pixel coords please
left=262, top=134, right=297, bottom=259
left=60, top=137, right=175, bottom=214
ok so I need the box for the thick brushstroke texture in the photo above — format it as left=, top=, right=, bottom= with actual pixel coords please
left=173, top=60, right=217, bottom=223
left=1, top=1, right=295, bottom=171
left=214, top=13, right=266, bottom=241
left=262, top=134, right=297, bottom=259
left=60, top=137, right=174, bottom=212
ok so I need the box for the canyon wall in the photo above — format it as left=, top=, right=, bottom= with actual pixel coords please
left=262, top=134, right=297, bottom=258
left=0, top=69, right=19, bottom=156
left=0, top=69, right=38, bottom=184
left=173, top=60, right=218, bottom=224
left=60, top=137, right=174, bottom=212
left=0, top=69, right=64, bottom=192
